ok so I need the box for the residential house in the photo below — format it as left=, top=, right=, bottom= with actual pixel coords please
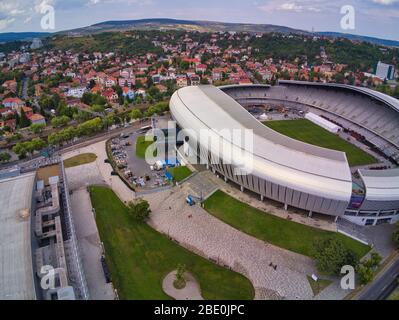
left=176, top=75, right=188, bottom=88
left=196, top=64, right=207, bottom=73
left=0, top=118, right=16, bottom=131
left=29, top=114, right=46, bottom=125
left=155, top=84, right=168, bottom=94
left=66, top=87, right=87, bottom=98
left=2, top=97, right=25, bottom=110
left=2, top=79, right=17, bottom=92
left=102, top=88, right=118, bottom=103
left=212, top=68, right=224, bottom=81
left=105, top=76, right=117, bottom=88
left=122, top=87, right=135, bottom=100
left=21, top=106, right=33, bottom=118
left=189, top=75, right=200, bottom=86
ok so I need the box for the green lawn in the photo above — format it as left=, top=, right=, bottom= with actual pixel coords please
left=306, top=276, right=333, bottom=296
left=168, top=166, right=192, bottom=182
left=135, top=135, right=155, bottom=159
left=388, top=287, right=399, bottom=300
left=264, top=119, right=376, bottom=167
left=64, top=153, right=97, bottom=168
left=89, top=186, right=254, bottom=300
left=204, top=191, right=370, bottom=259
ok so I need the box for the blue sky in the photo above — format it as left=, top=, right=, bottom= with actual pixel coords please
left=0, top=0, right=398, bottom=40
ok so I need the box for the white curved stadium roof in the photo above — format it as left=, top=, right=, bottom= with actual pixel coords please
left=359, top=169, right=399, bottom=202
left=170, top=85, right=353, bottom=202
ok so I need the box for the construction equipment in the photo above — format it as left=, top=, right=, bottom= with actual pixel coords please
left=186, top=193, right=203, bottom=206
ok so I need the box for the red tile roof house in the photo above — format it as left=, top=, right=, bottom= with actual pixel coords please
left=196, top=64, right=207, bottom=73
left=29, top=114, right=46, bottom=125
left=2, top=97, right=25, bottom=110
left=0, top=118, right=17, bottom=131
left=0, top=108, right=15, bottom=118
left=155, top=84, right=168, bottom=93
left=101, top=89, right=119, bottom=103
left=20, top=106, right=33, bottom=118
left=2, top=79, right=17, bottom=92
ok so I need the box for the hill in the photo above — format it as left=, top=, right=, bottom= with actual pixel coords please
left=1, top=18, right=399, bottom=48
left=317, top=32, right=399, bottom=48
left=0, top=32, right=50, bottom=43
left=60, top=18, right=310, bottom=35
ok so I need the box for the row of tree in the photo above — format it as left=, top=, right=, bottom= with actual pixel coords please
left=48, top=117, right=103, bottom=146
left=314, top=237, right=383, bottom=286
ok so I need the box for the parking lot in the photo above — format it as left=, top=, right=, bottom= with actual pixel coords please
left=109, top=132, right=171, bottom=192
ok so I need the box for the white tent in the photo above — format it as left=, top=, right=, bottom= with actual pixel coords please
left=305, top=112, right=341, bottom=134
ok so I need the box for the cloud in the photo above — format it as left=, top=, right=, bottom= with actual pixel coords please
left=35, top=0, right=54, bottom=13
left=258, top=0, right=333, bottom=13
left=372, top=0, right=399, bottom=4
left=0, top=17, right=15, bottom=30
left=280, top=3, right=303, bottom=12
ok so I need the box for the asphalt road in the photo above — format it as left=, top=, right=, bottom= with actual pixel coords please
left=357, top=256, right=399, bottom=300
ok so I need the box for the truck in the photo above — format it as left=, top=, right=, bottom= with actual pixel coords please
left=186, top=193, right=203, bottom=206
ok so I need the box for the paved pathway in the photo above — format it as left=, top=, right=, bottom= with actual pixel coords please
left=63, top=140, right=136, bottom=203
left=143, top=185, right=316, bottom=300
left=162, top=271, right=203, bottom=300
left=69, top=188, right=115, bottom=300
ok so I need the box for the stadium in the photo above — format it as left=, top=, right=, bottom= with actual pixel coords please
left=170, top=81, right=399, bottom=226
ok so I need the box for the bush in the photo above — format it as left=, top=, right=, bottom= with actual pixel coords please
left=393, top=228, right=399, bottom=248
left=127, top=198, right=151, bottom=222
left=174, top=264, right=187, bottom=289
left=313, top=238, right=359, bottom=275
left=357, top=264, right=375, bottom=285
left=0, top=152, right=11, bottom=163
left=356, top=252, right=382, bottom=285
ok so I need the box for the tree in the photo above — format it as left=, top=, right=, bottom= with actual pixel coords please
left=77, top=117, right=103, bottom=136
left=313, top=238, right=359, bottom=275
left=0, top=152, right=11, bottom=163
left=130, top=108, right=143, bottom=120
left=12, top=142, right=27, bottom=159
left=30, top=123, right=46, bottom=134
left=51, top=115, right=70, bottom=128
left=30, top=137, right=46, bottom=151
left=127, top=198, right=151, bottom=222
left=19, top=108, right=31, bottom=128
left=357, top=264, right=375, bottom=285
left=356, top=252, right=382, bottom=285
left=364, top=252, right=382, bottom=269
left=174, top=264, right=187, bottom=289
left=393, top=228, right=399, bottom=248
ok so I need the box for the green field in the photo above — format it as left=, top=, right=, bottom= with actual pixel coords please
left=89, top=186, right=254, bottom=300
left=306, top=276, right=333, bottom=296
left=64, top=153, right=97, bottom=168
left=135, top=135, right=155, bottom=159
left=168, top=166, right=192, bottom=182
left=204, top=191, right=370, bottom=259
left=264, top=119, right=376, bottom=166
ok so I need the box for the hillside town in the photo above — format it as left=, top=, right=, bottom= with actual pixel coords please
left=0, top=31, right=397, bottom=162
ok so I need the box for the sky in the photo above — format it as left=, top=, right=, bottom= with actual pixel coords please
left=0, top=0, right=398, bottom=40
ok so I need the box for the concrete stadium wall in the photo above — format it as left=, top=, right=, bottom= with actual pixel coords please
left=191, top=139, right=348, bottom=217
